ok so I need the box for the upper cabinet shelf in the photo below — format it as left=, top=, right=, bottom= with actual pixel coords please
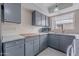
left=32, top=11, right=42, bottom=26
left=32, top=11, right=49, bottom=27
left=1, top=3, right=21, bottom=24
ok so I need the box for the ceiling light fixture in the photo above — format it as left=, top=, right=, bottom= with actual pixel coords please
left=54, top=3, right=59, bottom=12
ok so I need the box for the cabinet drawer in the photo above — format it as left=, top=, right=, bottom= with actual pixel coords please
left=25, top=37, right=34, bottom=42
left=25, top=40, right=33, bottom=45
left=4, top=44, right=24, bottom=56
left=25, top=36, right=39, bottom=42
left=63, top=35, right=75, bottom=40
left=48, top=39, right=58, bottom=45
left=49, top=34, right=60, bottom=38
left=3, top=39, right=24, bottom=48
left=40, top=35, right=47, bottom=38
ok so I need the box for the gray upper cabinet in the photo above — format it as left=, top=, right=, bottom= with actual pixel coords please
left=32, top=11, right=41, bottom=26
left=25, top=38, right=34, bottom=56
left=3, top=39, right=24, bottom=56
left=45, top=16, right=49, bottom=27
left=4, top=3, right=21, bottom=24
left=32, top=11, right=49, bottom=27
left=35, top=11, right=41, bottom=26
left=1, top=4, right=4, bottom=22
left=39, top=35, right=48, bottom=52
left=33, top=36, right=39, bottom=55
left=41, top=14, right=46, bottom=26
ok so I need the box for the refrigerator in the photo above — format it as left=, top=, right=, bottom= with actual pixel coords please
left=0, top=3, right=2, bottom=56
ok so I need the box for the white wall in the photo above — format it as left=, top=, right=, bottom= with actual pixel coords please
left=17, top=5, right=41, bottom=34
left=50, top=12, right=74, bottom=33
left=74, top=10, right=79, bottom=34
left=50, top=10, right=79, bottom=34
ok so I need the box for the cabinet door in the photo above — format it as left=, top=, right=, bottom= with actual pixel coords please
left=35, top=11, right=41, bottom=26
left=4, top=3, right=21, bottom=24
left=48, top=34, right=59, bottom=49
left=4, top=44, right=24, bottom=56
left=25, top=40, right=34, bottom=56
left=33, top=38, right=39, bottom=55
left=40, top=35, right=47, bottom=51
left=41, top=14, right=46, bottom=26
left=59, top=36, right=74, bottom=53
left=46, top=16, right=49, bottom=27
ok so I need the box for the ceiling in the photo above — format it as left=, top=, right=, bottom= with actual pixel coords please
left=34, top=3, right=55, bottom=8
left=22, top=3, right=55, bottom=15
left=33, top=3, right=55, bottom=13
left=48, top=3, right=73, bottom=13
left=34, top=3, right=73, bottom=13
left=22, top=3, right=79, bottom=16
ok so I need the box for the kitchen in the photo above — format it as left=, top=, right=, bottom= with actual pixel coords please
left=0, top=3, right=79, bottom=56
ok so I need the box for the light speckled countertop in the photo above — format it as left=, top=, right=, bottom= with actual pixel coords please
left=48, top=32, right=79, bottom=39
left=2, top=33, right=48, bottom=43
left=2, top=32, right=79, bottom=43
left=2, top=35, right=25, bottom=43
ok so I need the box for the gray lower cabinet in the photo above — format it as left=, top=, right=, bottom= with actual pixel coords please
left=39, top=35, right=48, bottom=52
left=3, top=39, right=24, bottom=56
left=33, top=36, right=39, bottom=55
left=2, top=34, right=75, bottom=56
left=48, top=34, right=60, bottom=50
left=25, top=36, right=40, bottom=56
left=48, top=34, right=75, bottom=53
left=4, top=44, right=24, bottom=56
left=59, top=35, right=74, bottom=53
left=25, top=38, right=34, bottom=56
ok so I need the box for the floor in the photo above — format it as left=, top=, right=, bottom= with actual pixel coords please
left=38, top=47, right=66, bottom=56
